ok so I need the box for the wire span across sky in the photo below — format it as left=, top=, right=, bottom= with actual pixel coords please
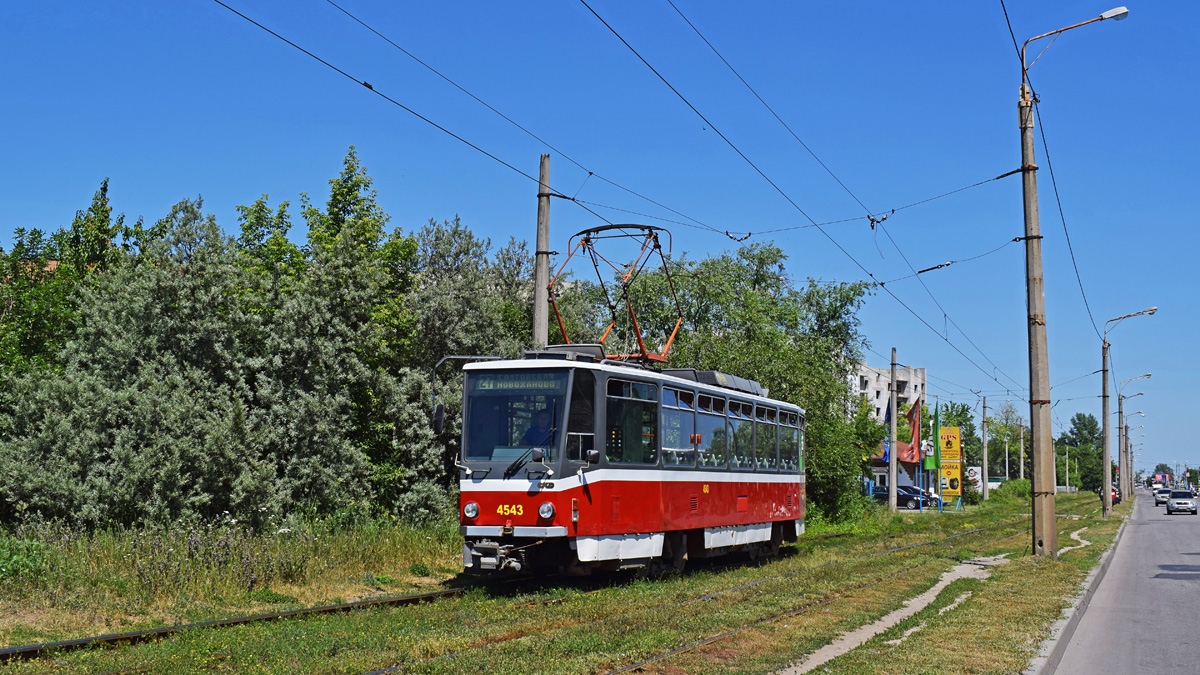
left=0, top=1, right=1193, bottom=465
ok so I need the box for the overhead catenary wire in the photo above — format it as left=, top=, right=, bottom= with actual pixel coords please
left=245, top=0, right=1021, bottom=252
left=876, top=236, right=1022, bottom=285
left=209, top=0, right=614, bottom=228
left=327, top=0, right=1010, bottom=245
left=322, top=0, right=734, bottom=238
left=1034, top=101, right=1102, bottom=340
left=665, top=0, right=875, bottom=216
left=588, top=1, right=1026, bottom=399
left=664, top=0, right=1028, bottom=395
left=998, top=0, right=1103, bottom=341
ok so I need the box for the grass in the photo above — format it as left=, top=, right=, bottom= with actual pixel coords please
left=0, top=493, right=1126, bottom=674
left=0, top=514, right=462, bottom=646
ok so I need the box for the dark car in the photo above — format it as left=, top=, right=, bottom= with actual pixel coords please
left=872, top=486, right=932, bottom=510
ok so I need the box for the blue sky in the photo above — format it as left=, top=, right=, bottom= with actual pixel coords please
left=2, top=1, right=1195, bottom=476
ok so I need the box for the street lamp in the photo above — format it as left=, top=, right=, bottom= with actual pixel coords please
left=1020, top=7, right=1129, bottom=557
left=1102, top=307, right=1156, bottom=517
left=1118, top=375, right=1150, bottom=500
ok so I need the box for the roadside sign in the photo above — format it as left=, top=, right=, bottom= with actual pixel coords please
left=939, top=427, right=961, bottom=462
left=939, top=427, right=962, bottom=497
left=941, top=463, right=962, bottom=497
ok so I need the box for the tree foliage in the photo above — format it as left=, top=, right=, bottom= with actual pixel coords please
left=1, top=149, right=880, bottom=528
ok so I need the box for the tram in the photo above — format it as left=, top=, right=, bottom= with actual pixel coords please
left=454, top=344, right=805, bottom=575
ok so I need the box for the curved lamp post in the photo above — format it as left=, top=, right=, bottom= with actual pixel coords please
left=1020, top=6, right=1129, bottom=556
left=1102, top=307, right=1156, bottom=516
left=1118, top=375, right=1150, bottom=499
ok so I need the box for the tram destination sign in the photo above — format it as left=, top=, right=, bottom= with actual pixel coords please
left=471, top=371, right=566, bottom=394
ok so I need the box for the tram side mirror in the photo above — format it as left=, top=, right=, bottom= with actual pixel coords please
left=585, top=449, right=601, bottom=464
left=433, top=404, right=445, bottom=435
left=531, top=448, right=545, bottom=462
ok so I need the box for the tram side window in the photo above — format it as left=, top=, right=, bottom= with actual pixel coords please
left=780, top=412, right=801, bottom=472
left=662, top=387, right=696, bottom=467
left=605, top=379, right=658, bottom=464
left=727, top=400, right=754, bottom=470
left=798, top=414, right=806, bottom=472
left=755, top=406, right=778, bottom=471
left=696, top=394, right=727, bottom=468
left=566, top=370, right=596, bottom=461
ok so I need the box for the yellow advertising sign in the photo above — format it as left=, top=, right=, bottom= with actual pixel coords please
left=939, top=427, right=962, bottom=463
left=941, top=463, right=962, bottom=497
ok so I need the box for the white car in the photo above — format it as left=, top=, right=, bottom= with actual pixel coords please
left=1154, top=488, right=1172, bottom=506
left=1166, top=490, right=1198, bottom=515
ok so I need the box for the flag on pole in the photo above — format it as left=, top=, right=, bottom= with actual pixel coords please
left=899, top=396, right=922, bottom=463
left=907, top=395, right=921, bottom=448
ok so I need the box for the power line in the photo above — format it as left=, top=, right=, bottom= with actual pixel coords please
left=672, top=0, right=1027, bottom=389
left=642, top=1, right=1029, bottom=397
left=322, top=0, right=736, bottom=238
left=998, top=0, right=1103, bottom=341
left=1033, top=101, right=1102, bottom=340
left=209, top=0, right=613, bottom=228
left=877, top=237, right=1022, bottom=286
left=580, top=0, right=824, bottom=228
left=1050, top=369, right=1101, bottom=390
left=665, top=0, right=874, bottom=216
left=316, top=1, right=1017, bottom=252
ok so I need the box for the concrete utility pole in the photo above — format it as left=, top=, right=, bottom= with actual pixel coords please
left=1102, top=339, right=1112, bottom=517
left=1117, top=374, right=1149, bottom=497
left=1019, top=59, right=1055, bottom=559
left=889, top=348, right=898, bottom=512
left=1020, top=425, right=1024, bottom=480
left=533, top=154, right=551, bottom=348
left=1016, top=2, right=1129, bottom=558
left=982, top=397, right=989, bottom=500
left=1117, top=395, right=1124, bottom=493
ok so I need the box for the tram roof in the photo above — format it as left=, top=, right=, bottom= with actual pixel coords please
left=463, top=351, right=803, bottom=414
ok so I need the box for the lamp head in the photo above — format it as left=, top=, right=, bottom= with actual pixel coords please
left=1101, top=7, right=1130, bottom=21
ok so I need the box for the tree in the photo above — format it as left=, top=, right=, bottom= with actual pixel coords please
left=0, top=180, right=125, bottom=381
left=0, top=199, right=288, bottom=526
left=1058, top=413, right=1101, bottom=449
left=580, top=243, right=874, bottom=520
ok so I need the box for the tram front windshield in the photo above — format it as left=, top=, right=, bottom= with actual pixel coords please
left=464, top=369, right=567, bottom=462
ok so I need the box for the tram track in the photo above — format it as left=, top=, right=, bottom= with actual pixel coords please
left=0, top=588, right=467, bottom=663
left=360, top=514, right=1032, bottom=674
left=1, top=510, right=1034, bottom=669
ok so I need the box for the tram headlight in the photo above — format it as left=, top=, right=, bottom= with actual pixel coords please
left=463, top=502, right=480, bottom=519
left=538, top=502, right=555, bottom=519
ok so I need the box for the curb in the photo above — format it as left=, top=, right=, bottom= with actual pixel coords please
left=1023, top=498, right=1133, bottom=675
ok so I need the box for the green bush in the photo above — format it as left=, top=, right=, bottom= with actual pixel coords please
left=0, top=535, right=48, bottom=580
left=994, top=478, right=1032, bottom=500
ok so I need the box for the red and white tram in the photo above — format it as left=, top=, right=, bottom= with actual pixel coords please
left=455, top=344, right=805, bottom=575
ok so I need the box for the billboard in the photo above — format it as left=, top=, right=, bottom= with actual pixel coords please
left=939, top=427, right=962, bottom=497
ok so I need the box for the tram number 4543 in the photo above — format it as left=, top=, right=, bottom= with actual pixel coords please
left=497, top=504, right=524, bottom=516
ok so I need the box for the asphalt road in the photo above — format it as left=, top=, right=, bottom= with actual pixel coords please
left=1055, top=490, right=1200, bottom=674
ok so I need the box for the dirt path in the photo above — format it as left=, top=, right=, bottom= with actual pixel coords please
left=777, top=555, right=1009, bottom=674
left=1057, top=527, right=1091, bottom=556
